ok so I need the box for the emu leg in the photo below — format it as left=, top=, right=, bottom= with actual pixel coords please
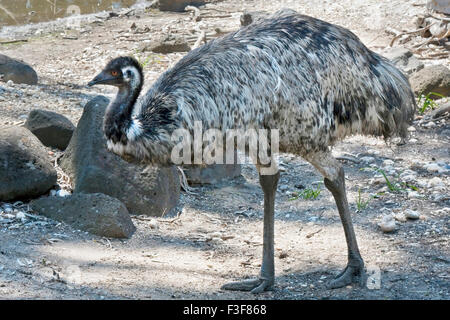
left=307, top=152, right=365, bottom=288
left=222, top=171, right=279, bottom=293
left=324, top=167, right=365, bottom=288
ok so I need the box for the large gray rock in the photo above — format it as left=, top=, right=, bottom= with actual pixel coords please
left=382, top=47, right=424, bottom=75
left=0, top=126, right=57, bottom=201
left=409, top=64, right=450, bottom=98
left=159, top=0, right=205, bottom=12
left=140, top=34, right=190, bottom=54
left=60, top=96, right=180, bottom=217
left=240, top=11, right=270, bottom=27
left=427, top=0, right=450, bottom=14
left=31, top=193, right=136, bottom=238
left=24, top=109, right=75, bottom=150
left=183, top=163, right=242, bottom=184
left=0, top=54, right=38, bottom=85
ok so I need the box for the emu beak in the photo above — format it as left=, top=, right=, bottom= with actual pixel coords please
left=87, top=72, right=112, bottom=87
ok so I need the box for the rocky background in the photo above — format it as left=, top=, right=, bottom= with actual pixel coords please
left=0, top=0, right=448, bottom=299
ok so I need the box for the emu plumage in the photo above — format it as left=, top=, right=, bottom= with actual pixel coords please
left=89, top=9, right=416, bottom=293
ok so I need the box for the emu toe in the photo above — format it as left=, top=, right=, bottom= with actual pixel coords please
left=328, top=264, right=366, bottom=289
left=221, top=278, right=274, bottom=294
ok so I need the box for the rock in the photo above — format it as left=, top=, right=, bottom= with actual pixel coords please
left=60, top=96, right=180, bottom=217
left=382, top=47, right=424, bottom=75
left=424, top=162, right=448, bottom=174
left=183, top=161, right=241, bottom=185
left=159, top=0, right=205, bottom=12
left=360, top=156, right=376, bottom=164
left=405, top=209, right=420, bottom=220
left=427, top=0, right=450, bottom=14
left=24, top=109, right=75, bottom=150
left=407, top=191, right=421, bottom=199
left=0, top=126, right=57, bottom=201
left=423, top=121, right=436, bottom=128
left=31, top=193, right=136, bottom=238
left=427, top=177, right=445, bottom=188
left=140, top=34, right=191, bottom=53
left=240, top=11, right=270, bottom=27
left=409, top=65, right=450, bottom=98
left=0, top=54, right=38, bottom=85
left=394, top=212, right=407, bottom=222
left=382, top=159, right=395, bottom=167
left=379, top=215, right=397, bottom=233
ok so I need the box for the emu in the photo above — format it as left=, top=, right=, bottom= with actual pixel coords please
left=88, top=10, right=416, bottom=293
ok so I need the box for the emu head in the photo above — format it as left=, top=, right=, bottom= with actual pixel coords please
left=88, top=56, right=143, bottom=89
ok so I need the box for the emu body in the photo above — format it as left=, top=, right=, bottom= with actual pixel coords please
left=89, top=10, right=416, bottom=293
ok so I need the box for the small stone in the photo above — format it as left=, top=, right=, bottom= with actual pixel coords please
left=405, top=209, right=420, bottom=220
left=424, top=163, right=448, bottom=174
left=394, top=213, right=407, bottom=222
left=379, top=215, right=396, bottom=233
left=409, top=138, right=418, bottom=143
left=15, top=211, right=26, bottom=220
left=407, top=126, right=416, bottom=132
left=382, top=159, right=395, bottom=167
left=424, top=121, right=436, bottom=128
left=407, top=191, right=421, bottom=199
left=360, top=156, right=376, bottom=164
left=148, top=219, right=159, bottom=229
left=56, top=190, right=71, bottom=197
left=428, top=177, right=445, bottom=188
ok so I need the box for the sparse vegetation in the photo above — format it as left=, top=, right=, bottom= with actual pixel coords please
left=376, top=168, right=404, bottom=193
left=356, top=188, right=370, bottom=211
left=417, top=92, right=445, bottom=114
left=133, top=51, right=152, bottom=68
left=364, top=167, right=419, bottom=194
left=289, top=185, right=321, bottom=201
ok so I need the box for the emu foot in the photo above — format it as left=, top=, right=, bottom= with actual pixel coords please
left=329, top=262, right=365, bottom=289
left=221, top=278, right=274, bottom=294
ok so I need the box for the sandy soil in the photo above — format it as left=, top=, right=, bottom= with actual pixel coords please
left=0, top=0, right=449, bottom=299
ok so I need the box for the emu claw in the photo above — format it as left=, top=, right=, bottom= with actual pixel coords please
left=328, top=264, right=365, bottom=289
left=221, top=278, right=273, bottom=294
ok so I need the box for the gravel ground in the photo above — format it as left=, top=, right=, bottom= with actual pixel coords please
left=0, top=0, right=448, bottom=299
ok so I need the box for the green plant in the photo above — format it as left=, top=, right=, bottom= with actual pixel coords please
left=289, top=185, right=321, bottom=201
left=366, top=167, right=419, bottom=194
left=133, top=50, right=160, bottom=68
left=376, top=168, right=403, bottom=193
left=356, top=188, right=370, bottom=211
left=417, top=92, right=445, bottom=114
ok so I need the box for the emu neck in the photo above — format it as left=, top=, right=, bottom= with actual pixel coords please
left=104, top=82, right=142, bottom=142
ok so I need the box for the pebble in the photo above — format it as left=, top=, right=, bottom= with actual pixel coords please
left=428, top=177, right=445, bottom=188
left=405, top=209, right=420, bottom=220
left=360, top=156, right=376, bottom=164
left=409, top=138, right=418, bottom=143
left=407, top=126, right=416, bottom=132
left=424, top=163, right=447, bottom=174
left=57, top=190, right=71, bottom=197
left=379, top=215, right=396, bottom=233
left=408, top=191, right=422, bottom=199
left=394, top=213, right=407, bottom=222
left=148, top=219, right=158, bottom=229
left=424, top=121, right=436, bottom=128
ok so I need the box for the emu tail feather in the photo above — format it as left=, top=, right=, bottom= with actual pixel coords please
left=370, top=56, right=417, bottom=140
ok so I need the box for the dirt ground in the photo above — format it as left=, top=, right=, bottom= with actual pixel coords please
left=0, top=0, right=449, bottom=299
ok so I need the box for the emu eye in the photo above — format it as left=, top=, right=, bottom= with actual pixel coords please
left=111, top=70, right=119, bottom=77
